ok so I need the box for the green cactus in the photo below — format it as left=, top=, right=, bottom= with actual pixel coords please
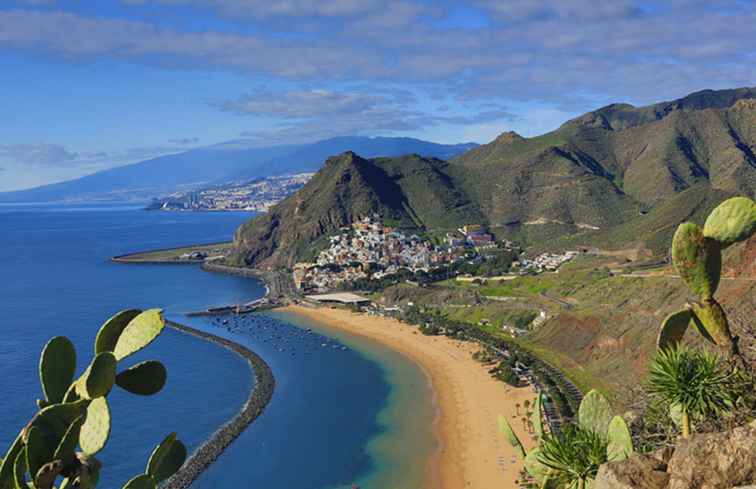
left=146, top=433, right=186, bottom=483
left=80, top=397, right=110, bottom=456
left=2, top=308, right=185, bottom=489
left=116, top=361, right=167, bottom=396
left=95, top=309, right=142, bottom=355
left=578, top=389, right=614, bottom=437
left=122, top=474, right=157, bottom=489
left=53, top=416, right=84, bottom=466
left=660, top=196, right=756, bottom=360
left=39, top=336, right=77, bottom=404
left=690, top=300, right=734, bottom=349
left=606, top=415, right=633, bottom=462
left=656, top=309, right=692, bottom=350
left=524, top=447, right=551, bottom=483
left=531, top=393, right=545, bottom=440
left=112, top=309, right=165, bottom=361
left=76, top=352, right=117, bottom=400
left=671, top=222, right=721, bottom=301
left=497, top=415, right=526, bottom=458
left=703, top=196, right=756, bottom=248
left=12, top=450, right=25, bottom=489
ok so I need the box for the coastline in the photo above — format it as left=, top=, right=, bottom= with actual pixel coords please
left=163, top=320, right=275, bottom=489
left=279, top=304, right=538, bottom=489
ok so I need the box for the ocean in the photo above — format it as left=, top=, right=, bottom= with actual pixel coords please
left=0, top=204, right=435, bottom=489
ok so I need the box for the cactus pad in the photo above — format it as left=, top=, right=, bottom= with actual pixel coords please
left=95, top=309, right=142, bottom=355
left=116, top=361, right=167, bottom=396
left=122, top=474, right=157, bottom=489
left=147, top=433, right=186, bottom=483
left=497, top=415, right=526, bottom=458
left=606, top=415, right=633, bottom=462
left=24, top=426, right=56, bottom=482
left=657, top=309, right=692, bottom=350
left=525, top=447, right=551, bottom=482
left=53, top=416, right=84, bottom=465
left=671, top=223, right=721, bottom=300
left=76, top=352, right=117, bottom=400
left=113, top=309, right=165, bottom=361
left=80, top=397, right=110, bottom=456
left=39, top=336, right=77, bottom=404
left=12, top=449, right=26, bottom=489
left=703, top=196, right=756, bottom=248
left=531, top=394, right=544, bottom=439
left=578, top=389, right=613, bottom=437
left=0, top=434, right=24, bottom=489
left=690, top=299, right=733, bottom=347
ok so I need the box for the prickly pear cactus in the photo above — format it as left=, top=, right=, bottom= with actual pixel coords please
left=690, top=300, right=734, bottom=348
left=531, top=394, right=544, bottom=439
left=578, top=389, right=614, bottom=437
left=76, top=352, right=117, bottom=399
left=147, top=433, right=186, bottom=483
left=671, top=223, right=721, bottom=300
left=80, top=397, right=110, bottom=456
left=39, top=336, right=77, bottom=404
left=1, top=308, right=186, bottom=489
left=112, top=309, right=165, bottom=361
left=606, top=415, right=633, bottom=462
left=498, top=415, right=526, bottom=457
left=122, top=474, right=157, bottom=489
left=703, top=196, right=756, bottom=248
left=116, top=360, right=167, bottom=396
left=657, top=309, right=693, bottom=350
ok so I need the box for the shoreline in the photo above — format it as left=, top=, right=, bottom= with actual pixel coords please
left=163, top=320, right=276, bottom=489
left=279, top=304, right=538, bottom=489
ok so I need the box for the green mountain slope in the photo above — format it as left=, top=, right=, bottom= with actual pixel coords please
left=448, top=86, right=756, bottom=245
left=230, top=152, right=482, bottom=269
left=232, top=87, right=756, bottom=268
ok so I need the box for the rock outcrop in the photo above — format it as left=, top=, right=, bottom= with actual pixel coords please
left=595, top=423, right=756, bottom=489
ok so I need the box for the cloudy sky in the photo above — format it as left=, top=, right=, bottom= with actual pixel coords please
left=0, top=0, right=754, bottom=191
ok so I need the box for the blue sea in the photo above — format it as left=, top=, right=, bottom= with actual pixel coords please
left=0, top=204, right=435, bottom=489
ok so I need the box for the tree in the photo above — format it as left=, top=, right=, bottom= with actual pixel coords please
left=646, top=344, right=742, bottom=438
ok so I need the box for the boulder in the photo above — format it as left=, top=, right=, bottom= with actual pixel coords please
left=666, top=423, right=756, bottom=489
left=594, top=450, right=670, bottom=489
left=595, top=423, right=756, bottom=489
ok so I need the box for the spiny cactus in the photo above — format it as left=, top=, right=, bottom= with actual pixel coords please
left=671, top=222, right=721, bottom=301
left=499, top=390, right=633, bottom=488
left=703, top=196, right=756, bottom=248
left=39, top=337, right=77, bottom=405
left=0, top=308, right=186, bottom=489
left=661, top=196, right=756, bottom=361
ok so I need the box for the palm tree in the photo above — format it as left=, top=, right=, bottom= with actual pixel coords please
left=646, top=344, right=741, bottom=438
left=537, top=425, right=608, bottom=489
left=515, top=402, right=521, bottom=415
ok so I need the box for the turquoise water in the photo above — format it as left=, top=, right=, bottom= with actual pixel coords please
left=0, top=204, right=436, bottom=488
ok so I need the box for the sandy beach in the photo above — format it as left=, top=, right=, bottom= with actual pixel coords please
left=279, top=304, right=538, bottom=489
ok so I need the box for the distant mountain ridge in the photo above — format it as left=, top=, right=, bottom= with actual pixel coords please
left=232, top=86, right=756, bottom=268
left=0, top=137, right=477, bottom=203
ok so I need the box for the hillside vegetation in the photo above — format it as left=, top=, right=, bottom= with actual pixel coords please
left=233, top=86, right=756, bottom=268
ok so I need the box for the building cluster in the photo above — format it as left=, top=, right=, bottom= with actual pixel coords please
left=517, top=251, right=579, bottom=272
left=150, top=173, right=314, bottom=212
left=293, top=216, right=459, bottom=292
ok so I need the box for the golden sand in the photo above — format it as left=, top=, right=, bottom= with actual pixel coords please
left=279, top=305, right=538, bottom=489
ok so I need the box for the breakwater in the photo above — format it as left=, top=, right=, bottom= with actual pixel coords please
left=164, top=320, right=275, bottom=489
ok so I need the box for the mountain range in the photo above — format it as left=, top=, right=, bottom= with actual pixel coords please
left=0, top=137, right=477, bottom=203
left=230, top=87, right=756, bottom=269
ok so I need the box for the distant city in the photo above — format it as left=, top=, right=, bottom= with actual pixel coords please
left=148, top=173, right=314, bottom=212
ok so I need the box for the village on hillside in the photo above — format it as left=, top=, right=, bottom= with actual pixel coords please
left=292, top=215, right=579, bottom=293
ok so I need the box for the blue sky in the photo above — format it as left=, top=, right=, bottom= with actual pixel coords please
left=0, top=0, right=754, bottom=191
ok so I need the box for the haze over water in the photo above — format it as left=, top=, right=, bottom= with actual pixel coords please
left=0, top=204, right=435, bottom=489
